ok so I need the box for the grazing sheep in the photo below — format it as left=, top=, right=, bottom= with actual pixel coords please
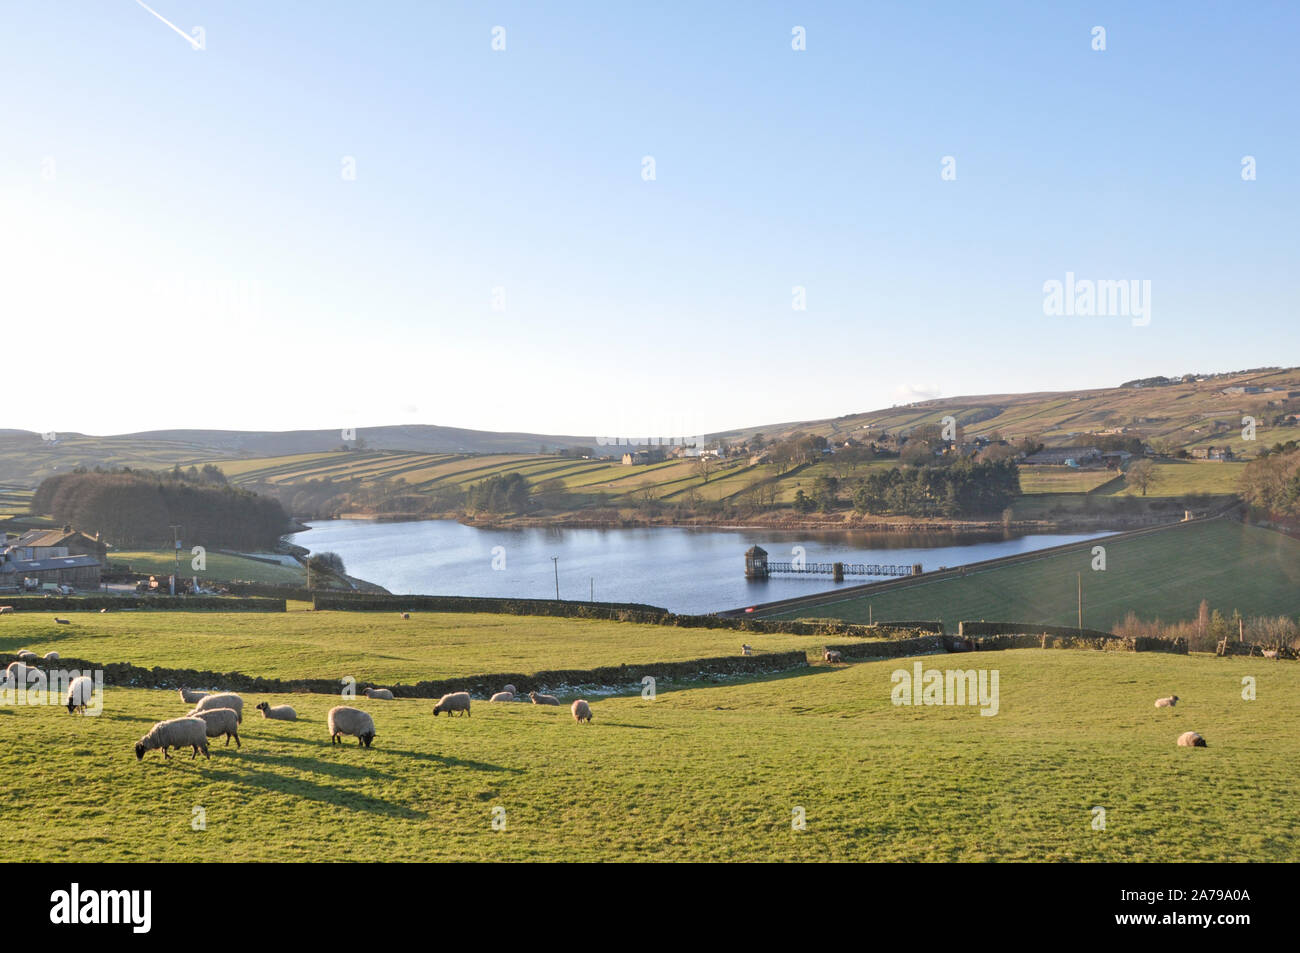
left=741, top=644, right=753, bottom=656
left=501, top=684, right=517, bottom=695
left=529, top=691, right=560, bottom=706
left=327, top=706, right=375, bottom=747
left=0, top=606, right=14, bottom=615
left=489, top=692, right=514, bottom=702
left=43, top=651, right=59, bottom=660
left=1155, top=695, right=1179, bottom=708
left=54, top=618, right=70, bottom=625
left=571, top=699, right=593, bottom=723
left=1262, top=649, right=1280, bottom=660
left=65, top=675, right=94, bottom=714
left=256, top=701, right=297, bottom=721
left=189, top=692, right=243, bottom=723
left=363, top=687, right=394, bottom=700
left=5, top=661, right=36, bottom=683
left=190, top=707, right=241, bottom=748
left=135, top=717, right=210, bottom=761
left=400, top=612, right=410, bottom=620
left=15, top=649, right=37, bottom=660
left=433, top=691, right=471, bottom=717
left=823, top=649, right=843, bottom=663
left=1177, top=731, right=1207, bottom=747
left=178, top=688, right=209, bottom=705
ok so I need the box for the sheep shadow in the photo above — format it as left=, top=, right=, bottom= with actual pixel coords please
left=232, top=749, right=399, bottom=780
left=248, top=733, right=519, bottom=773
left=195, top=765, right=427, bottom=820
left=1, top=632, right=77, bottom=652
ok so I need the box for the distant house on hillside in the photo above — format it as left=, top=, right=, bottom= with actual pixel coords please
left=1023, top=447, right=1102, bottom=467
left=1190, top=446, right=1235, bottom=461
left=0, top=525, right=107, bottom=591
left=621, top=449, right=666, bottom=465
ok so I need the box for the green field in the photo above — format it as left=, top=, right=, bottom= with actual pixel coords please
left=108, top=549, right=307, bottom=585
left=3, top=650, right=1295, bottom=861
left=1017, top=466, right=1119, bottom=494
left=767, top=520, right=1300, bottom=633
left=0, top=610, right=822, bottom=683
left=1105, top=461, right=1247, bottom=497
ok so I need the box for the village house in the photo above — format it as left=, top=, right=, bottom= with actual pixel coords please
left=1022, top=446, right=1102, bottom=467
left=621, top=449, right=666, bottom=465
left=1190, top=446, right=1235, bottom=461
left=0, top=525, right=107, bottom=591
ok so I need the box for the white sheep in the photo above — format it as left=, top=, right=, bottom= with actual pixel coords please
left=363, top=687, right=395, bottom=700
left=571, top=699, right=593, bottom=723
left=529, top=691, right=560, bottom=706
left=15, top=649, right=37, bottom=660
left=1154, top=695, right=1179, bottom=708
left=501, top=684, right=517, bottom=695
left=741, top=644, right=753, bottom=656
left=1177, top=731, right=1208, bottom=748
left=178, top=688, right=209, bottom=704
left=400, top=612, right=410, bottom=620
left=823, top=649, right=843, bottom=663
left=433, top=691, right=471, bottom=717
left=190, top=707, right=241, bottom=748
left=327, top=706, right=375, bottom=747
left=489, top=691, right=514, bottom=702
left=135, top=717, right=209, bottom=760
left=256, top=701, right=297, bottom=721
left=189, top=692, right=243, bottom=722
left=1262, top=649, right=1280, bottom=660
left=43, top=651, right=59, bottom=660
left=65, top=675, right=94, bottom=714
left=5, top=661, right=36, bottom=684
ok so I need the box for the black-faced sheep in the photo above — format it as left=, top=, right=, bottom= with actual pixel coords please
left=529, top=691, right=560, bottom=706
left=433, top=691, right=471, bottom=716
left=1155, top=695, right=1179, bottom=708
left=256, top=701, right=297, bottom=720
left=191, top=707, right=241, bottom=748
left=328, top=706, right=375, bottom=747
left=189, top=692, right=243, bottom=722
left=571, top=699, right=593, bottom=723
left=54, top=618, right=71, bottom=625
left=135, top=717, right=210, bottom=760
left=1177, top=731, right=1208, bottom=747
left=65, top=675, right=94, bottom=714
left=363, top=687, right=394, bottom=700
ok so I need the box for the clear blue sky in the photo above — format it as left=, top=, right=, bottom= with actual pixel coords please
left=1, top=1, right=1296, bottom=438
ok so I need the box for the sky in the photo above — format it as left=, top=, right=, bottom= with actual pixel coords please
left=1, top=1, right=1296, bottom=439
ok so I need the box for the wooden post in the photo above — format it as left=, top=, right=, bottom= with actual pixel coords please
left=1077, top=572, right=1083, bottom=631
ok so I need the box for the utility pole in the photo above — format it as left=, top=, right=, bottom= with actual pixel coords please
left=1077, top=572, right=1083, bottom=631
left=170, top=525, right=182, bottom=596
left=590, top=577, right=594, bottom=603
left=552, top=556, right=560, bottom=601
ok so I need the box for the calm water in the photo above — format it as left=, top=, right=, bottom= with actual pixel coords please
left=291, top=519, right=1113, bottom=614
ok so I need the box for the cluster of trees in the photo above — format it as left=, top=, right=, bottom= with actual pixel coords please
left=465, top=472, right=530, bottom=514
left=767, top=433, right=829, bottom=470
left=1240, top=445, right=1300, bottom=519
left=33, top=469, right=289, bottom=549
left=852, top=460, right=1022, bottom=517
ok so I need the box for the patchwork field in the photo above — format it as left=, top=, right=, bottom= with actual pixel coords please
left=107, top=549, right=307, bottom=585
left=3, top=650, right=1295, bottom=861
left=766, top=520, right=1300, bottom=633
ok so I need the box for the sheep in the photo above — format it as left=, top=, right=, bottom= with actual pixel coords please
left=178, top=688, right=209, bottom=704
left=65, top=675, right=94, bottom=714
left=256, top=701, right=297, bottom=720
left=363, top=687, right=394, bottom=700
left=489, top=691, right=514, bottom=702
left=571, top=699, right=593, bottom=723
left=43, top=651, right=59, bottom=660
left=741, top=644, right=753, bottom=656
left=5, top=661, right=36, bottom=683
left=1177, top=731, right=1207, bottom=748
left=400, top=612, right=410, bottom=620
left=1262, top=649, right=1280, bottom=660
left=823, top=649, right=843, bottom=663
left=1155, top=695, right=1179, bottom=708
left=190, top=707, right=241, bottom=748
left=15, top=649, right=37, bottom=660
left=189, top=692, right=243, bottom=723
left=0, top=606, right=14, bottom=615
left=433, top=691, right=471, bottom=717
left=501, top=684, right=517, bottom=695
left=327, top=706, right=375, bottom=747
left=54, top=618, right=70, bottom=625
left=135, top=717, right=209, bottom=760
left=529, top=691, right=560, bottom=706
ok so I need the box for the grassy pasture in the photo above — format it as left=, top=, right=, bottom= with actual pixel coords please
left=769, top=520, right=1300, bottom=633
left=1104, top=461, right=1246, bottom=497
left=107, top=549, right=306, bottom=585
left=1018, top=466, right=1119, bottom=494
left=4, top=650, right=1295, bottom=861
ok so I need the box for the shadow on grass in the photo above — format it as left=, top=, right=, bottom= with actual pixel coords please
left=245, top=733, right=523, bottom=773
left=185, top=763, right=427, bottom=820
left=231, top=749, right=398, bottom=780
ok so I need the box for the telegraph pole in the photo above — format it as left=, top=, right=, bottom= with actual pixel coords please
left=551, top=556, right=560, bottom=601
left=1077, top=572, right=1083, bottom=631
left=170, top=524, right=182, bottom=596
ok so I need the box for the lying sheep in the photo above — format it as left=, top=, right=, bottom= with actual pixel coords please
left=328, top=706, right=375, bottom=747
left=256, top=701, right=297, bottom=721
left=363, top=687, right=394, bottom=700
left=823, top=649, right=843, bottom=663
left=489, top=691, right=514, bottom=702
left=1177, top=731, right=1207, bottom=748
left=15, top=649, right=37, bottom=660
left=189, top=692, right=243, bottom=722
left=43, top=651, right=59, bottom=660
left=1155, top=695, right=1179, bottom=708
left=178, top=688, right=209, bottom=705
left=135, top=717, right=210, bottom=761
left=571, top=699, right=593, bottom=724
left=741, top=644, right=753, bottom=656
left=190, top=707, right=241, bottom=748
left=65, top=675, right=94, bottom=715
left=54, top=618, right=71, bottom=625
left=529, top=691, right=560, bottom=706
left=501, top=684, right=517, bottom=695
left=433, top=691, right=471, bottom=717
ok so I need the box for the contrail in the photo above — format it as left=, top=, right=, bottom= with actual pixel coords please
left=133, top=0, right=200, bottom=48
